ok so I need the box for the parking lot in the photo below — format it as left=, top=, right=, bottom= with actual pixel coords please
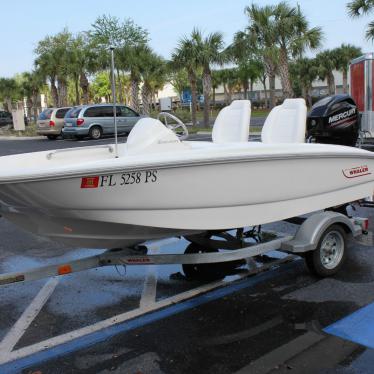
left=0, top=136, right=374, bottom=374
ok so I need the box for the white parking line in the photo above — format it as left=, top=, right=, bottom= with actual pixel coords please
left=0, top=273, right=245, bottom=366
left=0, top=277, right=59, bottom=359
left=140, top=246, right=159, bottom=308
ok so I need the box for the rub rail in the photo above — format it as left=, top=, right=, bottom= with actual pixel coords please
left=46, top=144, right=114, bottom=160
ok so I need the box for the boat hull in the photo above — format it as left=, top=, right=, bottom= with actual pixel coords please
left=0, top=153, right=373, bottom=248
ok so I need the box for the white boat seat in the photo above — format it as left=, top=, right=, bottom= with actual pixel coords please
left=212, top=100, right=251, bottom=143
left=261, top=98, right=307, bottom=143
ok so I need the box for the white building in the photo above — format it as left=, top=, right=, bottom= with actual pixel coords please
left=156, top=70, right=345, bottom=104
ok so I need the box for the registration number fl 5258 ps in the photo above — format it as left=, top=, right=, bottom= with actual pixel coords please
left=81, top=170, right=158, bottom=189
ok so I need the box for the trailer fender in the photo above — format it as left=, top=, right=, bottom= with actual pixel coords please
left=281, top=211, right=361, bottom=253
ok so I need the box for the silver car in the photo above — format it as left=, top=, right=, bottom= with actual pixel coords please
left=62, top=104, right=142, bottom=140
left=37, top=107, right=72, bottom=140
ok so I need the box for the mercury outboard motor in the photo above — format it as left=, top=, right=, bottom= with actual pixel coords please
left=307, top=94, right=360, bottom=147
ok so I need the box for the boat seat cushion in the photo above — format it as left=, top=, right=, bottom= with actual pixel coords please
left=261, top=98, right=307, bottom=143
left=212, top=100, right=251, bottom=143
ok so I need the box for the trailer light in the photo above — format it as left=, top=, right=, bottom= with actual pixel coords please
left=58, top=264, right=72, bottom=275
left=363, top=218, right=369, bottom=231
left=354, top=217, right=369, bottom=232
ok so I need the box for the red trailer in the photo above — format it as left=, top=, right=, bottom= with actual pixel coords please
left=350, top=53, right=374, bottom=138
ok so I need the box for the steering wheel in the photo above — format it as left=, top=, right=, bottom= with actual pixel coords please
left=157, top=112, right=189, bottom=140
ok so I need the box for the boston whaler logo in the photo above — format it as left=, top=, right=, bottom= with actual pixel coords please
left=342, top=165, right=371, bottom=179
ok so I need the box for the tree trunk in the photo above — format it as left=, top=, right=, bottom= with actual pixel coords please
left=5, top=97, right=12, bottom=112
left=117, top=68, right=123, bottom=103
left=80, top=72, right=89, bottom=105
left=261, top=76, right=268, bottom=109
left=327, top=72, right=336, bottom=95
left=188, top=70, right=198, bottom=127
left=26, top=97, right=32, bottom=121
left=74, top=74, right=80, bottom=105
left=269, top=73, right=276, bottom=108
left=228, top=85, right=233, bottom=104
left=50, top=76, right=58, bottom=107
left=130, top=75, right=140, bottom=112
left=32, top=93, right=38, bottom=122
left=202, top=68, right=212, bottom=127
left=228, top=85, right=234, bottom=103
left=212, top=87, right=216, bottom=107
left=301, top=83, right=313, bottom=108
left=278, top=48, right=294, bottom=98
left=141, top=83, right=151, bottom=116
left=264, top=58, right=276, bottom=108
left=242, top=79, right=249, bottom=100
left=223, top=83, right=229, bottom=105
left=57, top=79, right=68, bottom=107
left=306, top=86, right=313, bottom=108
left=342, top=69, right=348, bottom=94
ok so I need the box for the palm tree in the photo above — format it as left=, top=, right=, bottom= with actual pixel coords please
left=211, top=70, right=221, bottom=106
left=238, top=60, right=262, bottom=99
left=172, top=37, right=200, bottom=126
left=290, top=58, right=318, bottom=107
left=217, top=68, right=240, bottom=105
left=0, top=77, right=19, bottom=111
left=91, top=71, right=112, bottom=103
left=168, top=67, right=189, bottom=103
left=20, top=70, right=45, bottom=121
left=116, top=44, right=146, bottom=112
left=191, top=28, right=226, bottom=127
left=272, top=2, right=323, bottom=98
left=335, top=44, right=362, bottom=93
left=316, top=50, right=338, bottom=95
left=35, top=30, right=72, bottom=107
left=347, top=0, right=374, bottom=39
left=69, top=33, right=98, bottom=105
left=34, top=44, right=59, bottom=107
left=139, top=48, right=166, bottom=116
left=227, top=33, right=263, bottom=100
left=241, top=5, right=279, bottom=107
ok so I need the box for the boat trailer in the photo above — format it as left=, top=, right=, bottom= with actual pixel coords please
left=0, top=211, right=370, bottom=287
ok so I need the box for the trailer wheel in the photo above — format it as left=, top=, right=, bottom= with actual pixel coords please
left=182, top=244, right=228, bottom=281
left=305, top=224, right=346, bottom=277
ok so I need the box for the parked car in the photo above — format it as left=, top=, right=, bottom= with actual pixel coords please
left=37, top=107, right=72, bottom=140
left=0, top=111, right=13, bottom=127
left=62, top=104, right=142, bottom=140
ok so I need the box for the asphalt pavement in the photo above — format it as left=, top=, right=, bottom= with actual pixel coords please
left=0, top=136, right=373, bottom=374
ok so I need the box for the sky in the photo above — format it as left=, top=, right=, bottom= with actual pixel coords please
left=1, top=0, right=374, bottom=77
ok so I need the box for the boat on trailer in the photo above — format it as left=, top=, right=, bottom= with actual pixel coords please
left=0, top=98, right=372, bottom=283
left=0, top=99, right=373, bottom=249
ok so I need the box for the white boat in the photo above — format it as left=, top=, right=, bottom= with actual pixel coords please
left=0, top=99, right=373, bottom=249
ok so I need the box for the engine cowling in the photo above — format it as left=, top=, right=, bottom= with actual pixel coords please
left=307, top=94, right=360, bottom=147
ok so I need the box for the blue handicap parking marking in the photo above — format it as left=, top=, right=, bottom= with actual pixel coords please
left=324, top=302, right=374, bottom=349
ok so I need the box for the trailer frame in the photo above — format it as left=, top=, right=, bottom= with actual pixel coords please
left=0, top=211, right=367, bottom=286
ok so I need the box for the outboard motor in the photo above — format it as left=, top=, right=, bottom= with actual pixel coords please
left=307, top=94, right=360, bottom=147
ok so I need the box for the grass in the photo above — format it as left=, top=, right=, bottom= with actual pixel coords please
left=0, top=122, right=39, bottom=137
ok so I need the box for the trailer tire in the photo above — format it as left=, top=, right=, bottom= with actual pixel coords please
left=182, top=244, right=227, bottom=281
left=305, top=224, right=346, bottom=277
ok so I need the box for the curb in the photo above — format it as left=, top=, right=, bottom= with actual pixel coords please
left=0, top=136, right=45, bottom=140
